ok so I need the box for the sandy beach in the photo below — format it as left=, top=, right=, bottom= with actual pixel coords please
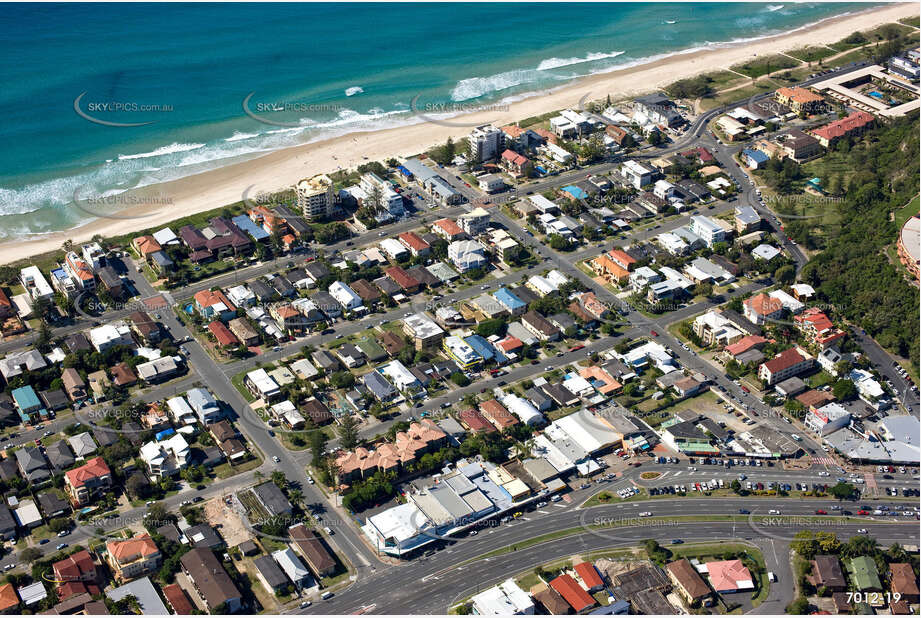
left=2, top=2, right=917, bottom=266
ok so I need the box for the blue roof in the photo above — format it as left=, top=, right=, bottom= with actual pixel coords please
left=493, top=287, right=525, bottom=310
left=463, top=335, right=494, bottom=362
left=561, top=185, right=588, bottom=199
left=11, top=385, right=41, bottom=411
left=742, top=149, right=769, bottom=163
left=231, top=215, right=270, bottom=241
left=398, top=166, right=412, bottom=177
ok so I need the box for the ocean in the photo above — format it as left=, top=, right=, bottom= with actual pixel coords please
left=0, top=2, right=868, bottom=239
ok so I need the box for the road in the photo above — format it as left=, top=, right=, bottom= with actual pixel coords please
left=300, top=495, right=916, bottom=615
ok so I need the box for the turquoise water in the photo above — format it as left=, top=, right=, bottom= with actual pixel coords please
left=0, top=2, right=869, bottom=239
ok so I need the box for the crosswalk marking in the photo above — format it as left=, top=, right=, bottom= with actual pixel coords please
left=810, top=456, right=835, bottom=466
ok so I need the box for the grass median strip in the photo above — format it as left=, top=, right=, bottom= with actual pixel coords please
left=454, top=514, right=890, bottom=565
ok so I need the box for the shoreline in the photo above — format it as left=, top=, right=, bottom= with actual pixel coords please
left=2, top=2, right=917, bottom=267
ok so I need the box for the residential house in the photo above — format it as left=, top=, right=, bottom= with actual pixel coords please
left=758, top=348, right=814, bottom=386
left=180, top=548, right=242, bottom=613
left=106, top=535, right=161, bottom=582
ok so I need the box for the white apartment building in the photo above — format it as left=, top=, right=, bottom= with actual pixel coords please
left=469, top=124, right=503, bottom=162
left=296, top=174, right=335, bottom=220
left=458, top=207, right=491, bottom=236
left=359, top=172, right=405, bottom=220
left=20, top=266, right=54, bottom=302
left=81, top=242, right=106, bottom=270
left=328, top=281, right=363, bottom=311
left=690, top=215, right=727, bottom=247
left=620, top=160, right=656, bottom=189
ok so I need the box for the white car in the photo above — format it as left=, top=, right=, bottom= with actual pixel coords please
left=639, top=511, right=653, bottom=517
left=272, top=456, right=281, bottom=463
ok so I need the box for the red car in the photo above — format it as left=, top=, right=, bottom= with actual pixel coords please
left=569, top=344, right=585, bottom=352
left=815, top=509, right=827, bottom=515
left=857, top=510, right=869, bottom=515
left=740, top=385, right=750, bottom=393
left=650, top=330, right=658, bottom=337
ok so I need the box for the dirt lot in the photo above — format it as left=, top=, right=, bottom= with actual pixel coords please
left=204, top=497, right=252, bottom=547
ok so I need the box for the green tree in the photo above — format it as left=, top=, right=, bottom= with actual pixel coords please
left=337, top=414, right=360, bottom=450
left=832, top=379, right=857, bottom=400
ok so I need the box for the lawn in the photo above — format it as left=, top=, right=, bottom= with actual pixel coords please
left=894, top=194, right=920, bottom=230
left=214, top=454, right=263, bottom=479
left=700, top=82, right=776, bottom=111
left=785, top=46, right=838, bottom=64
left=731, top=55, right=800, bottom=79
left=230, top=371, right=257, bottom=403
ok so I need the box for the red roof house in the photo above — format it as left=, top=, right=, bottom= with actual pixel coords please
left=574, top=562, right=605, bottom=592
left=550, top=574, right=596, bottom=612
left=208, top=320, right=240, bottom=347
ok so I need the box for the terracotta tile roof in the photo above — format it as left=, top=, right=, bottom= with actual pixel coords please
left=208, top=320, right=240, bottom=345
left=497, top=335, right=523, bottom=352
left=776, top=86, right=824, bottom=105
left=0, top=583, right=16, bottom=612
left=574, top=562, right=604, bottom=590
left=385, top=266, right=419, bottom=291
left=531, top=127, right=558, bottom=144
left=889, top=563, right=920, bottom=597
left=479, top=399, right=518, bottom=429
left=725, top=335, right=768, bottom=356
left=133, top=235, right=162, bottom=256
left=667, top=558, right=711, bottom=599
left=549, top=574, right=595, bottom=612
left=433, top=218, right=464, bottom=237
left=193, top=289, right=235, bottom=312
left=65, top=456, right=111, bottom=489
left=398, top=231, right=430, bottom=253
left=591, top=254, right=629, bottom=281
left=457, top=408, right=496, bottom=433
left=500, top=125, right=526, bottom=138
left=52, top=550, right=95, bottom=584
left=796, top=389, right=836, bottom=409
left=706, top=559, right=753, bottom=592
left=501, top=149, right=529, bottom=166
left=110, top=362, right=138, bottom=387
left=577, top=291, right=609, bottom=318
left=744, top=293, right=782, bottom=317
left=208, top=320, right=239, bottom=346
left=162, top=583, right=195, bottom=615
left=761, top=347, right=807, bottom=374
left=106, top=534, right=159, bottom=563
left=608, top=249, right=637, bottom=269
left=812, top=111, right=874, bottom=141
left=579, top=366, right=621, bottom=394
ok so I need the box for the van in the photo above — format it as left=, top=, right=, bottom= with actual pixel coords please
left=321, top=591, right=334, bottom=600
left=768, top=572, right=777, bottom=583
